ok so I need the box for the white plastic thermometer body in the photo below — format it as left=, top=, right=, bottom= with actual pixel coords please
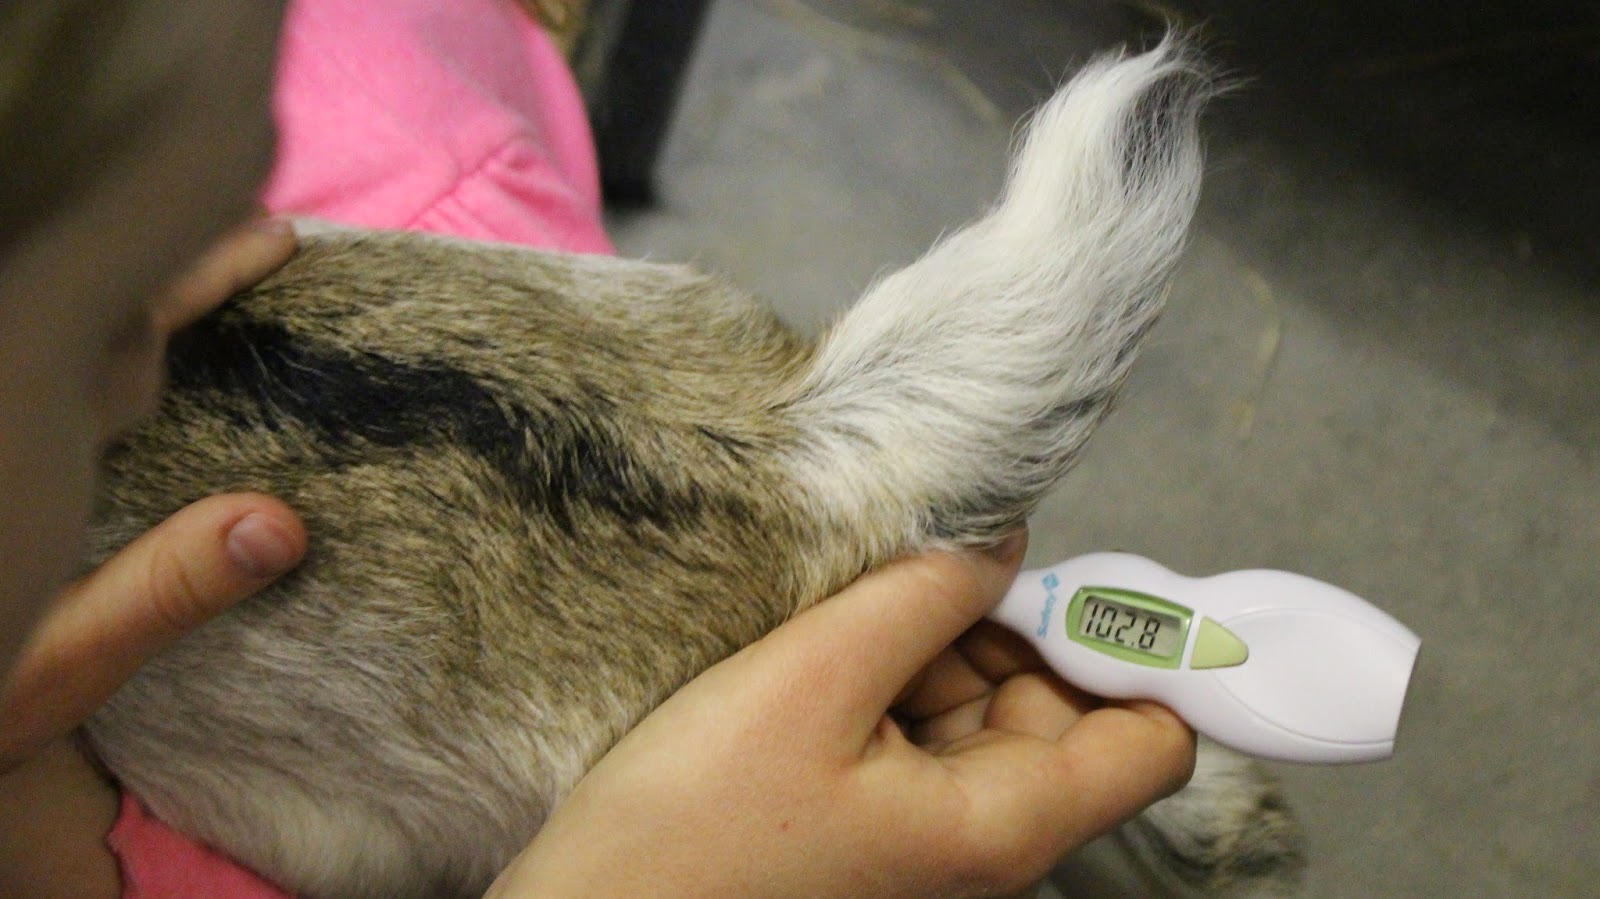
left=987, top=553, right=1419, bottom=764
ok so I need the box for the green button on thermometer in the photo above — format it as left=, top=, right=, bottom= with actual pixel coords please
left=987, top=553, right=1420, bottom=764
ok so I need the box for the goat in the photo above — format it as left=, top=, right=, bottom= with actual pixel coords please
left=84, top=38, right=1302, bottom=898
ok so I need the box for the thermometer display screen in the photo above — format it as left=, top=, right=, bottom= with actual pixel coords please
left=1077, top=595, right=1184, bottom=660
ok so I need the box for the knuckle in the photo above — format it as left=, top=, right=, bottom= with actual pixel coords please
left=144, top=542, right=211, bottom=637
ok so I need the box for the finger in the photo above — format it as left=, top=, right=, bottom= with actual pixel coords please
left=981, top=671, right=1095, bottom=741
left=893, top=646, right=992, bottom=720
left=909, top=694, right=989, bottom=751
left=897, top=615, right=1068, bottom=726
left=1040, top=701, right=1196, bottom=844
left=751, top=531, right=1027, bottom=739
left=914, top=670, right=1096, bottom=754
left=954, top=620, right=1052, bottom=682
left=156, top=216, right=297, bottom=335
left=952, top=700, right=1196, bottom=864
left=0, top=494, right=304, bottom=766
left=896, top=605, right=1052, bottom=724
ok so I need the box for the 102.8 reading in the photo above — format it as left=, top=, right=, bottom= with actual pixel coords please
left=1078, top=597, right=1176, bottom=657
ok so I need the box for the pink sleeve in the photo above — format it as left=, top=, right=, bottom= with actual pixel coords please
left=111, top=1, right=611, bottom=895
left=109, top=794, right=289, bottom=899
left=261, top=0, right=614, bottom=254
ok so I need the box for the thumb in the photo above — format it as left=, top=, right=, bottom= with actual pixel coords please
left=0, top=493, right=304, bottom=768
left=749, top=531, right=1027, bottom=741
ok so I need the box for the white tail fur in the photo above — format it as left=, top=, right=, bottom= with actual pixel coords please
left=785, top=37, right=1213, bottom=548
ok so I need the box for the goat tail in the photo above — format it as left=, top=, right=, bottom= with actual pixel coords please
left=779, top=34, right=1215, bottom=553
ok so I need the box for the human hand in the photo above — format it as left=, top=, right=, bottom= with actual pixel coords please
left=490, top=536, right=1197, bottom=898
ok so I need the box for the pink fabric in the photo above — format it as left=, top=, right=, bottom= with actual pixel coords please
left=109, top=1, right=610, bottom=895
left=262, top=0, right=612, bottom=253
left=109, top=795, right=285, bottom=898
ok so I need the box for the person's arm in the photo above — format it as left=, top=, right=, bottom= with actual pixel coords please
left=491, top=536, right=1196, bottom=898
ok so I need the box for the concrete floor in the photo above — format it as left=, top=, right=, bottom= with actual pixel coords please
left=608, top=2, right=1600, bottom=895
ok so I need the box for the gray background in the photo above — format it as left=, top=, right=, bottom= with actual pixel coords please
left=608, top=2, right=1600, bottom=895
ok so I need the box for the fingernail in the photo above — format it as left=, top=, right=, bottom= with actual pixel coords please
left=227, top=513, right=300, bottom=579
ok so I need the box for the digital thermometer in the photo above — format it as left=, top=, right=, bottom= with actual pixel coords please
left=987, top=553, right=1419, bottom=764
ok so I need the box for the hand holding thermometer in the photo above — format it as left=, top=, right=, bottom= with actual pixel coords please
left=986, top=552, right=1419, bottom=764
